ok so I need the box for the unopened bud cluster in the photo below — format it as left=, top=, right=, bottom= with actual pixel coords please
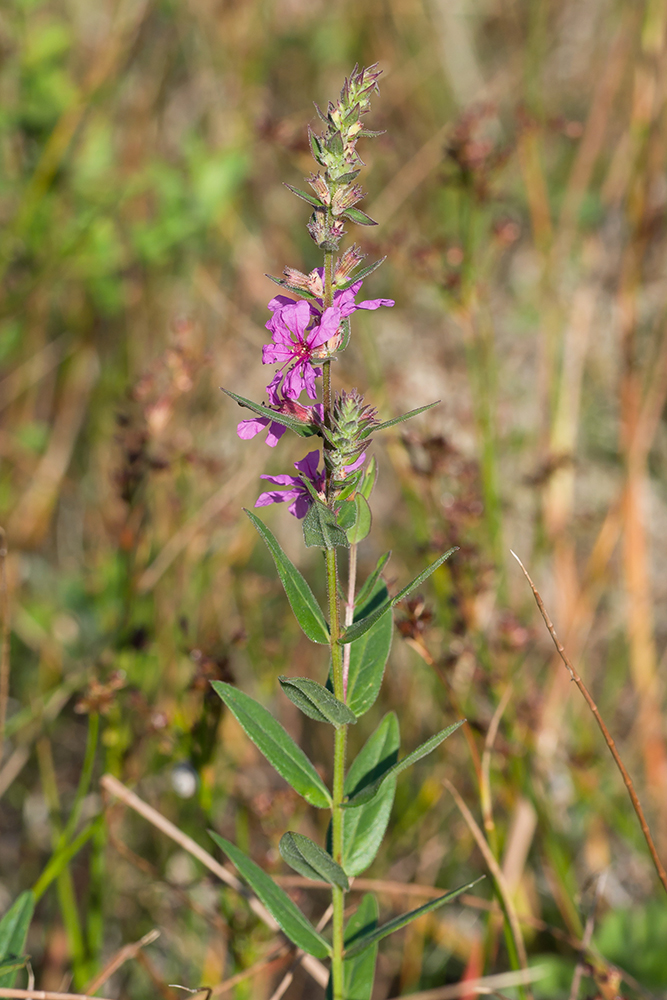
left=327, top=390, right=377, bottom=483
left=304, top=64, right=383, bottom=251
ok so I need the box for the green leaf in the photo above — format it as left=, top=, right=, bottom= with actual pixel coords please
left=336, top=257, right=386, bottom=292
left=210, top=834, right=331, bottom=958
left=244, top=509, right=329, bottom=645
left=0, top=957, right=29, bottom=977
left=326, top=894, right=379, bottom=1000
left=343, top=713, right=399, bottom=875
left=303, top=501, right=350, bottom=549
left=368, top=400, right=441, bottom=436
left=265, top=274, right=317, bottom=301
left=346, top=493, right=372, bottom=544
left=358, top=456, right=378, bottom=501
left=354, top=551, right=391, bottom=609
left=221, top=388, right=318, bottom=438
left=211, top=682, right=331, bottom=808
left=342, top=207, right=378, bottom=226
left=341, top=548, right=457, bottom=645
left=279, top=676, right=356, bottom=726
left=344, top=721, right=465, bottom=808
left=0, top=891, right=34, bottom=988
left=336, top=498, right=358, bottom=531
left=279, top=832, right=349, bottom=890
left=284, top=184, right=323, bottom=209
left=344, top=878, right=484, bottom=958
left=346, top=582, right=393, bottom=717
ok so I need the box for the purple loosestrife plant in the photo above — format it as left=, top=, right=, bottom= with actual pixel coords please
left=215, top=66, right=480, bottom=1000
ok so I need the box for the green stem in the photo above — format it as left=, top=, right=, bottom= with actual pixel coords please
left=327, top=545, right=347, bottom=1000
left=323, top=241, right=347, bottom=996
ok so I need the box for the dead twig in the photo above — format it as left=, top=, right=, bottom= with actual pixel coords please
left=0, top=991, right=113, bottom=1000
left=0, top=528, right=9, bottom=767
left=385, top=966, right=547, bottom=1000
left=82, top=929, right=160, bottom=996
left=99, top=774, right=328, bottom=989
left=511, top=550, right=667, bottom=897
left=444, top=780, right=532, bottom=998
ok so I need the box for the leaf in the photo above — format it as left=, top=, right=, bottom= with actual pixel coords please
left=343, top=713, right=399, bottom=875
left=341, top=548, right=457, bottom=645
left=303, top=501, right=350, bottom=549
left=210, top=834, right=331, bottom=958
left=346, top=493, right=372, bottom=544
left=337, top=316, right=352, bottom=351
left=280, top=832, right=349, bottom=890
left=336, top=498, right=358, bottom=531
left=342, top=207, right=378, bottom=226
left=358, top=456, right=378, bottom=501
left=265, top=274, right=317, bottom=301
left=368, top=400, right=441, bottom=436
left=0, top=891, right=34, bottom=989
left=326, top=894, right=379, bottom=1000
left=344, top=877, right=485, bottom=958
left=336, top=257, right=386, bottom=292
left=221, top=388, right=317, bottom=438
left=346, top=582, right=393, bottom=718
left=344, top=721, right=465, bottom=808
left=244, top=509, right=329, bottom=645
left=284, top=184, right=324, bottom=209
left=279, top=676, right=356, bottom=726
left=211, top=682, right=331, bottom=809
left=354, top=551, right=391, bottom=609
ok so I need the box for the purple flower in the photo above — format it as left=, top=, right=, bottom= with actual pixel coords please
left=306, top=271, right=394, bottom=317
left=255, top=450, right=325, bottom=519
left=237, top=374, right=318, bottom=448
left=263, top=299, right=342, bottom=400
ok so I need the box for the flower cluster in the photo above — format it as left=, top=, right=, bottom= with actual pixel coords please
left=232, top=65, right=393, bottom=519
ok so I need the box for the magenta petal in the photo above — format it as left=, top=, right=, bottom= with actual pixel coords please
left=237, top=417, right=269, bottom=440
left=294, top=450, right=321, bottom=479
left=308, top=307, right=342, bottom=348
left=344, top=452, right=366, bottom=473
left=260, top=473, right=300, bottom=486
left=255, top=488, right=300, bottom=507
left=267, top=295, right=295, bottom=313
left=283, top=365, right=308, bottom=399
left=355, top=297, right=395, bottom=310
left=265, top=422, right=287, bottom=447
left=289, top=495, right=311, bottom=519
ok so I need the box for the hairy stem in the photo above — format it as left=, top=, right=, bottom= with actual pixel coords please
left=322, top=240, right=346, bottom=999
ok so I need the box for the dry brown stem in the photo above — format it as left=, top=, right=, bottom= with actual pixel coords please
left=444, top=779, right=532, bottom=995
left=99, top=773, right=329, bottom=989
left=511, top=550, right=667, bottom=897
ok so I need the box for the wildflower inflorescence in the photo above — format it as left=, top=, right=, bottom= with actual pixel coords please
left=216, top=65, right=469, bottom=1000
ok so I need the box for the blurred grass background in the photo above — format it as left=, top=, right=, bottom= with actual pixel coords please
left=2, top=0, right=667, bottom=996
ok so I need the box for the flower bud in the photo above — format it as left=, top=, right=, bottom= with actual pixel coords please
left=331, top=183, right=365, bottom=217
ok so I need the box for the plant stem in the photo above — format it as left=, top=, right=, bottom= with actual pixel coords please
left=342, top=543, right=357, bottom=699
left=322, top=240, right=346, bottom=999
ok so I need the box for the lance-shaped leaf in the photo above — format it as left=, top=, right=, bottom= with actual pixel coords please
left=326, top=894, right=379, bottom=1000
left=0, top=891, right=34, bottom=988
left=212, top=682, right=331, bottom=808
left=354, top=551, right=391, bottom=609
left=280, top=832, right=349, bottom=890
left=266, top=274, right=318, bottom=301
left=358, top=456, right=378, bottom=502
left=222, top=387, right=319, bottom=438
left=279, top=676, right=356, bottom=726
left=346, top=582, right=393, bottom=718
left=344, top=721, right=465, bottom=808
left=340, top=548, right=457, bottom=645
left=363, top=400, right=441, bottom=438
left=210, top=834, right=331, bottom=958
left=284, top=184, right=324, bottom=209
left=245, top=509, right=329, bottom=644
left=336, top=257, right=386, bottom=292
left=343, top=713, right=399, bottom=875
left=344, top=877, right=485, bottom=958
left=303, top=501, right=350, bottom=549
left=343, top=207, right=377, bottom=226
